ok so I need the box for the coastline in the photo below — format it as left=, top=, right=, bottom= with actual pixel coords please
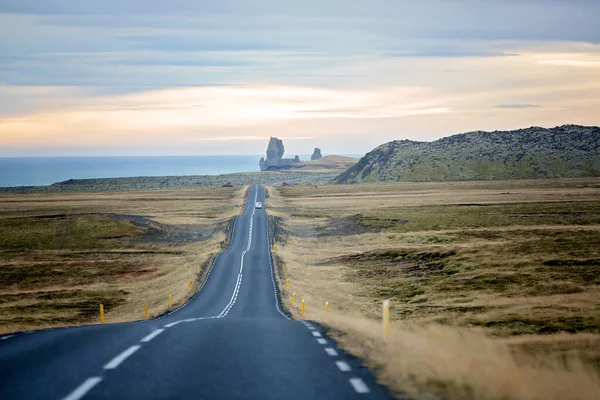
left=0, top=171, right=339, bottom=193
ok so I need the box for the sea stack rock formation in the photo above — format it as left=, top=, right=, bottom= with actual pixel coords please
left=259, top=137, right=301, bottom=171
left=311, top=148, right=323, bottom=160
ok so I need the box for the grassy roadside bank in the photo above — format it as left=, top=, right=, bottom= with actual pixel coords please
left=0, top=187, right=246, bottom=334
left=266, top=178, right=600, bottom=399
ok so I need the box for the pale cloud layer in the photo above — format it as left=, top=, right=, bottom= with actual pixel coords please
left=0, top=1, right=599, bottom=156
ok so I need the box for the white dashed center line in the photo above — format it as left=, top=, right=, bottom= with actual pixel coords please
left=61, top=377, right=102, bottom=400
left=335, top=361, right=351, bottom=372
left=311, top=331, right=322, bottom=337
left=324, top=347, right=338, bottom=356
left=164, top=320, right=183, bottom=328
left=349, top=378, right=371, bottom=394
left=140, top=329, right=164, bottom=343
left=1, top=334, right=15, bottom=340
left=104, top=345, right=141, bottom=370
left=316, top=338, right=327, bottom=345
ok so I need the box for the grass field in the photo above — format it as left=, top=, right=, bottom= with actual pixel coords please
left=292, top=155, right=359, bottom=172
left=267, top=178, right=600, bottom=399
left=0, top=187, right=245, bottom=334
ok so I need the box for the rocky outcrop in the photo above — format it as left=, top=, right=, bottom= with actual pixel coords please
left=259, top=137, right=301, bottom=171
left=333, top=125, right=600, bottom=183
left=311, top=148, right=323, bottom=161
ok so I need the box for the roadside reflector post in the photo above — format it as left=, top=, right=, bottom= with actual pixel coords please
left=286, top=279, right=290, bottom=290
left=168, top=295, right=172, bottom=309
left=99, top=304, right=105, bottom=324
left=383, top=300, right=390, bottom=337
left=144, top=303, right=149, bottom=320
left=292, top=293, right=296, bottom=304
left=188, top=279, right=192, bottom=291
left=301, top=299, right=305, bottom=318
left=197, top=266, right=201, bottom=274
left=325, top=302, right=329, bottom=313
left=282, top=263, right=285, bottom=272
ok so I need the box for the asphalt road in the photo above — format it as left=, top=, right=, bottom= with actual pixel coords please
left=0, top=185, right=394, bottom=400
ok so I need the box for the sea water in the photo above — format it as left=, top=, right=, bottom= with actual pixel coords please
left=0, top=154, right=364, bottom=187
left=0, top=156, right=270, bottom=187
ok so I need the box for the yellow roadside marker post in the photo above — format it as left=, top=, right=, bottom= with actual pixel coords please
left=383, top=300, right=390, bottom=337
left=99, top=304, right=105, bottom=324
left=188, top=280, right=192, bottom=291
left=282, top=263, right=285, bottom=273
left=325, top=302, right=329, bottom=313
left=286, top=279, right=290, bottom=290
left=197, top=266, right=201, bottom=274
left=301, top=299, right=305, bottom=318
left=292, top=293, right=296, bottom=304
left=168, top=295, right=172, bottom=309
left=144, top=303, right=149, bottom=320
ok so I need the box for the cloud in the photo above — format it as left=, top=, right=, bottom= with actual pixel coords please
left=191, top=136, right=316, bottom=142
left=120, top=35, right=287, bottom=53
left=1, top=1, right=600, bottom=156
left=495, top=104, right=542, bottom=109
left=537, top=60, right=600, bottom=67
left=384, top=50, right=518, bottom=59
left=0, top=84, right=452, bottom=150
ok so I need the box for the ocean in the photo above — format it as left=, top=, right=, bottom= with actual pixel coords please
left=0, top=156, right=268, bottom=187
left=0, top=154, right=364, bottom=187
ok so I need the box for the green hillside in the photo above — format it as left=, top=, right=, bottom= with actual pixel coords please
left=333, top=125, right=600, bottom=183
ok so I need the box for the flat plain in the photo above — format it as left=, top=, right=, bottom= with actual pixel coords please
left=0, top=187, right=245, bottom=334
left=268, top=178, right=600, bottom=400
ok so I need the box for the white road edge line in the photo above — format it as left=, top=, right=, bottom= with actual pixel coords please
left=324, top=347, right=338, bottom=356
left=311, top=331, right=322, bottom=337
left=265, top=187, right=292, bottom=321
left=140, top=329, right=164, bottom=343
left=1, top=334, right=15, bottom=340
left=103, top=345, right=141, bottom=370
left=156, top=194, right=241, bottom=320
left=61, top=377, right=102, bottom=400
left=349, top=377, right=371, bottom=394
left=336, top=361, right=351, bottom=372
left=217, top=188, right=258, bottom=318
left=316, top=338, right=327, bottom=344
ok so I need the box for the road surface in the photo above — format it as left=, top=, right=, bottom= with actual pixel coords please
left=0, top=185, right=394, bottom=400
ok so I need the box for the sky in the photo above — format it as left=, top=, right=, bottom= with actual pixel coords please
left=1, top=0, right=599, bottom=157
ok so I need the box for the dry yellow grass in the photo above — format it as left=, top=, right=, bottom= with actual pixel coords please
left=0, top=187, right=246, bottom=334
left=293, top=155, right=359, bottom=172
left=267, top=178, right=600, bottom=399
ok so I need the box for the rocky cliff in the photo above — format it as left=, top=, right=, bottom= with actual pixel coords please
left=259, top=137, right=301, bottom=171
left=311, top=148, right=323, bottom=160
left=332, top=125, right=600, bottom=183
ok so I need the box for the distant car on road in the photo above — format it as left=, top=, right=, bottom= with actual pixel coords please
left=255, top=202, right=263, bottom=209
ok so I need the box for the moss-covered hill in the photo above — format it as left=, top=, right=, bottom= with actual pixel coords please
left=333, top=125, right=600, bottom=183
